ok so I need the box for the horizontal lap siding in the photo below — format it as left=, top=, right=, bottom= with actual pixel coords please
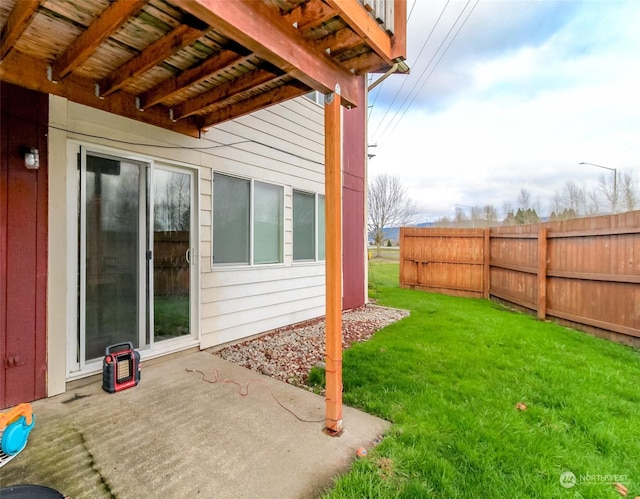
left=57, top=96, right=326, bottom=354
left=200, top=266, right=325, bottom=347
left=199, top=99, right=325, bottom=347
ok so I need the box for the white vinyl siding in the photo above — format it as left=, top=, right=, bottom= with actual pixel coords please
left=48, top=95, right=325, bottom=390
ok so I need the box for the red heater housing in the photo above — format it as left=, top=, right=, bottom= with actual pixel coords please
left=102, top=342, right=141, bottom=393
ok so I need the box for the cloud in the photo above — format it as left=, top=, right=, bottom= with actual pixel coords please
left=367, top=0, right=640, bottom=221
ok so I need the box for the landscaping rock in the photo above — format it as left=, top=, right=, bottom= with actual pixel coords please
left=216, top=305, right=408, bottom=387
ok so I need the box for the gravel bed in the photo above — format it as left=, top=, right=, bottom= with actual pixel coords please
left=215, top=305, right=409, bottom=387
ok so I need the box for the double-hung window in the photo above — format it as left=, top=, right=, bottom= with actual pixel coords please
left=212, top=173, right=283, bottom=265
left=293, top=190, right=325, bottom=261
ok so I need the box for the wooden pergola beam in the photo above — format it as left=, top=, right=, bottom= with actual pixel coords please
left=52, top=0, right=148, bottom=81
left=0, top=0, right=41, bottom=61
left=391, top=0, right=407, bottom=60
left=199, top=83, right=307, bottom=129
left=99, top=23, right=206, bottom=97
left=180, top=0, right=360, bottom=107
left=139, top=50, right=252, bottom=110
left=173, top=69, right=282, bottom=120
left=323, top=87, right=343, bottom=434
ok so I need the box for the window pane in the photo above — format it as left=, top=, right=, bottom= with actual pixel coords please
left=84, top=156, right=141, bottom=360
left=213, top=174, right=249, bottom=264
left=293, top=191, right=315, bottom=260
left=254, top=182, right=283, bottom=264
left=317, top=195, right=325, bottom=260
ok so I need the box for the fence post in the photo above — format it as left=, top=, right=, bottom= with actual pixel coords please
left=537, top=227, right=547, bottom=320
left=483, top=228, right=490, bottom=299
left=399, top=227, right=405, bottom=288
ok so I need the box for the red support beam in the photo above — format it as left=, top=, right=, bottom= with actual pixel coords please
left=180, top=0, right=361, bottom=107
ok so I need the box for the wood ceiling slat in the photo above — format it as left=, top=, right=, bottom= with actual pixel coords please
left=0, top=0, right=42, bottom=60
left=174, top=68, right=282, bottom=120
left=140, top=49, right=252, bottom=109
left=341, top=49, right=386, bottom=74
left=1, top=0, right=403, bottom=134
left=179, top=0, right=360, bottom=107
left=0, top=48, right=201, bottom=137
left=52, top=0, right=149, bottom=80
left=285, top=0, right=336, bottom=31
left=315, top=27, right=361, bottom=54
left=99, top=22, right=207, bottom=97
left=200, top=83, right=307, bottom=129
left=323, top=0, right=392, bottom=65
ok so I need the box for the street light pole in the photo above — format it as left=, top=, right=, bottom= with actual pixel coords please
left=579, top=162, right=617, bottom=214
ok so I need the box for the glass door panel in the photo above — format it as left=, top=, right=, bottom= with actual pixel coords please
left=153, top=168, right=191, bottom=342
left=84, top=154, right=144, bottom=361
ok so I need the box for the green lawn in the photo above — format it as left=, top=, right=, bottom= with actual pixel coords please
left=324, top=261, right=640, bottom=498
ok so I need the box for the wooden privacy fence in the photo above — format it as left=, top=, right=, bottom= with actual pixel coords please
left=399, top=211, right=640, bottom=347
left=154, top=231, right=189, bottom=296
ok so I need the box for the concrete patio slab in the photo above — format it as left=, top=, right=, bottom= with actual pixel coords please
left=0, top=351, right=389, bottom=498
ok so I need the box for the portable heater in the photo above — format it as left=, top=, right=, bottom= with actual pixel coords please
left=102, top=342, right=141, bottom=393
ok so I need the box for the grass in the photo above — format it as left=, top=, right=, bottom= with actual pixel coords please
left=154, top=295, right=190, bottom=338
left=324, top=261, right=640, bottom=498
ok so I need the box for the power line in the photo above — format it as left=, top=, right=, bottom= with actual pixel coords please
left=370, top=1, right=452, bottom=139
left=387, top=0, right=480, bottom=138
left=407, top=0, right=418, bottom=23
left=374, top=0, right=471, bottom=140
left=375, top=0, right=479, bottom=141
left=368, top=0, right=429, bottom=121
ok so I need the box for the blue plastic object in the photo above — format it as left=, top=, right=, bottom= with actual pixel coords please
left=1, top=415, right=35, bottom=456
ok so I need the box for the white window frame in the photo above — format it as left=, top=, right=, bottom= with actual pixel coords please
left=292, top=189, right=326, bottom=263
left=211, top=172, right=285, bottom=268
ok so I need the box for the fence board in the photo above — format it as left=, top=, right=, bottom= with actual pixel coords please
left=399, top=211, right=640, bottom=347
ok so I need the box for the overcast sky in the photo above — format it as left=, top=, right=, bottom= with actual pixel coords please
left=367, top=0, right=640, bottom=222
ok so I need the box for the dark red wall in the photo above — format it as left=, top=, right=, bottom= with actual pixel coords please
left=342, top=76, right=366, bottom=310
left=1, top=82, right=48, bottom=409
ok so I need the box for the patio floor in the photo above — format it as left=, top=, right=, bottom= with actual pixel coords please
left=1, top=351, right=389, bottom=498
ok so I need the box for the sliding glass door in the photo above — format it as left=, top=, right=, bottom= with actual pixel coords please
left=152, top=167, right=192, bottom=343
left=76, top=149, right=195, bottom=370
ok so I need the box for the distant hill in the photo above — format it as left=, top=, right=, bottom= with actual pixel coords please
left=378, top=222, right=434, bottom=244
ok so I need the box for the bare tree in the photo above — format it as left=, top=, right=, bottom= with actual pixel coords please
left=482, top=205, right=499, bottom=226
left=563, top=181, right=586, bottom=216
left=434, top=215, right=451, bottom=228
left=453, top=206, right=468, bottom=227
left=549, top=190, right=564, bottom=217
left=598, top=172, right=619, bottom=214
left=518, top=188, right=532, bottom=210
left=619, top=170, right=639, bottom=212
left=501, top=200, right=514, bottom=224
left=368, top=174, right=418, bottom=256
